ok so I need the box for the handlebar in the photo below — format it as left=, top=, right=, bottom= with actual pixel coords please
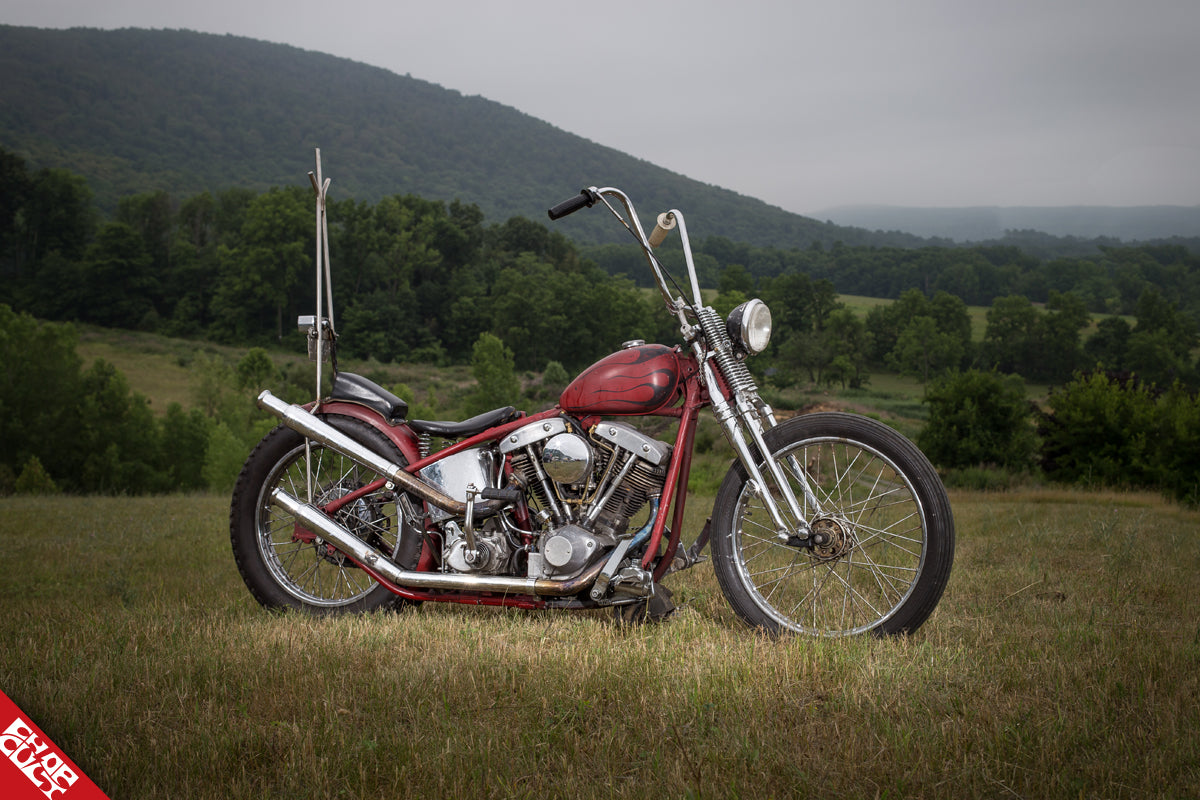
left=547, top=189, right=598, bottom=220
left=546, top=185, right=705, bottom=323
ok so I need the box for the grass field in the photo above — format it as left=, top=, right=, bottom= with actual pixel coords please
left=16, top=314, right=1194, bottom=796
left=1, top=489, right=1197, bottom=798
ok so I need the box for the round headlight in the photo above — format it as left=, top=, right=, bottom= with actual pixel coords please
left=726, top=299, right=773, bottom=355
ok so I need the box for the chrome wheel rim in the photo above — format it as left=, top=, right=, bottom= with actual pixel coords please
left=731, top=436, right=928, bottom=636
left=254, top=441, right=398, bottom=608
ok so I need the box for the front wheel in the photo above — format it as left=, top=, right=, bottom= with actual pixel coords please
left=711, top=413, right=954, bottom=637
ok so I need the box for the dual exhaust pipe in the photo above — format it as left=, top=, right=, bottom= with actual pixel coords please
left=257, top=391, right=604, bottom=599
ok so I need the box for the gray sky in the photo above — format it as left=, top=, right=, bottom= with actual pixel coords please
left=5, top=0, right=1200, bottom=214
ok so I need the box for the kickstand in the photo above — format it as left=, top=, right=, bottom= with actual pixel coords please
left=614, top=583, right=676, bottom=626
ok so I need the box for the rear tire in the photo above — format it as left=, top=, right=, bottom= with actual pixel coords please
left=711, top=413, right=954, bottom=637
left=230, top=416, right=419, bottom=614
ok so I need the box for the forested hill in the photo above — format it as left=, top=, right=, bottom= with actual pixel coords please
left=0, top=24, right=919, bottom=249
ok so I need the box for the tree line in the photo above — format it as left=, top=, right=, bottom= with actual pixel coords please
left=4, top=149, right=1200, bottom=500
left=5, top=147, right=1199, bottom=393
left=0, top=148, right=675, bottom=374
left=919, top=368, right=1200, bottom=505
left=596, top=233, right=1200, bottom=315
left=594, top=233, right=1200, bottom=388
left=718, top=277, right=1196, bottom=393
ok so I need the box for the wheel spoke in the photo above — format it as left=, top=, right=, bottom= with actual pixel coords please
left=846, top=548, right=908, bottom=606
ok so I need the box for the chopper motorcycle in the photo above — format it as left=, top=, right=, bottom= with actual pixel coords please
left=230, top=178, right=954, bottom=637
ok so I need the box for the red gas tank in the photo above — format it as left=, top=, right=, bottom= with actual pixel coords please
left=560, top=343, right=684, bottom=416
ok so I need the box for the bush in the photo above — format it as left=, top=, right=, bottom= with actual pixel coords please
left=1036, top=372, right=1200, bottom=504
left=919, top=369, right=1037, bottom=472
left=14, top=456, right=60, bottom=495
left=1038, top=372, right=1158, bottom=488
left=466, top=333, right=519, bottom=415
left=202, top=422, right=249, bottom=494
left=1148, top=384, right=1200, bottom=506
left=540, top=360, right=570, bottom=397
left=235, top=347, right=278, bottom=391
left=160, top=403, right=211, bottom=491
left=0, top=306, right=83, bottom=486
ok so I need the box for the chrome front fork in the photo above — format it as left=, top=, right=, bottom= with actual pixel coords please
left=703, top=360, right=821, bottom=544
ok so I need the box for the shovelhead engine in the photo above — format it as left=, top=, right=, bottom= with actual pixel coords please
left=502, top=417, right=671, bottom=580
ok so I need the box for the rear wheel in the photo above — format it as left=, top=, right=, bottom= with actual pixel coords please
left=230, top=416, right=420, bottom=614
left=711, top=413, right=954, bottom=637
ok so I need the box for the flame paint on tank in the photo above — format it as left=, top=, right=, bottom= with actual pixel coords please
left=560, top=344, right=683, bottom=416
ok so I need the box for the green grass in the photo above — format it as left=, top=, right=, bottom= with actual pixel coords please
left=1, top=489, right=1197, bottom=798
left=72, top=325, right=478, bottom=418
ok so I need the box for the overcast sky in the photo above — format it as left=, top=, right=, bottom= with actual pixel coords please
left=5, top=0, right=1200, bottom=214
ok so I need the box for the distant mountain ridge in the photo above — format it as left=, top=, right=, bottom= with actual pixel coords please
left=809, top=204, right=1200, bottom=243
left=0, top=24, right=925, bottom=249
left=2, top=25, right=1196, bottom=250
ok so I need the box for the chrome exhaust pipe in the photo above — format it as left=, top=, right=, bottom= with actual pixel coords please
left=258, top=390, right=499, bottom=518
left=269, top=488, right=604, bottom=598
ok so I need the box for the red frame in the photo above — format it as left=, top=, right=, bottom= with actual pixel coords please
left=302, top=347, right=717, bottom=608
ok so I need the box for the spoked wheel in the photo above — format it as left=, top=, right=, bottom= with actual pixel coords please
left=230, top=416, right=419, bottom=614
left=712, top=413, right=954, bottom=637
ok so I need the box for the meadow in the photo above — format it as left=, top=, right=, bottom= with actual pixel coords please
left=7, top=315, right=1197, bottom=797
left=1, top=488, right=1197, bottom=798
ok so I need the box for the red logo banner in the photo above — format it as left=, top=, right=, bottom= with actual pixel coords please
left=0, top=690, right=109, bottom=800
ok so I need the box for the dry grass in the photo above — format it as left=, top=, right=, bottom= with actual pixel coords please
left=75, top=328, right=212, bottom=415
left=1, top=489, right=1198, bottom=798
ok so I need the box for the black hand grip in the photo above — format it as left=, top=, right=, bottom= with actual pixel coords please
left=547, top=189, right=596, bottom=221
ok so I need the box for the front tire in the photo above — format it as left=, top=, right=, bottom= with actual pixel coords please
left=711, top=413, right=954, bottom=637
left=230, top=416, right=418, bottom=614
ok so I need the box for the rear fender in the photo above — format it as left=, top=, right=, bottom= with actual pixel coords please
left=312, top=400, right=422, bottom=465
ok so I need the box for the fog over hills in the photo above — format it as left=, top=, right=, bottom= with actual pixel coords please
left=809, top=204, right=1200, bottom=243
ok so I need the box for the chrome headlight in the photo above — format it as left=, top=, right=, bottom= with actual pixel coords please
left=726, top=299, right=772, bottom=355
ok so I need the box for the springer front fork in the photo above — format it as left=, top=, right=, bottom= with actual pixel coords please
left=702, top=359, right=824, bottom=548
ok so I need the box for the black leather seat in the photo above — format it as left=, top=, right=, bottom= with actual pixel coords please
left=329, top=372, right=522, bottom=437
left=408, top=407, right=521, bottom=438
